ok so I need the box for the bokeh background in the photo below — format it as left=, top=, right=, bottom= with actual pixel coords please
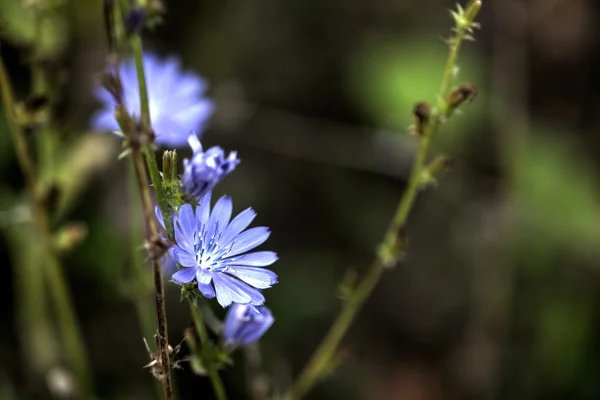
left=2, top=0, right=600, bottom=399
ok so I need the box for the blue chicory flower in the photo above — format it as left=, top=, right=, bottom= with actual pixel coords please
left=182, top=134, right=240, bottom=201
left=160, top=193, right=278, bottom=307
left=92, top=53, right=214, bottom=147
left=223, top=304, right=274, bottom=347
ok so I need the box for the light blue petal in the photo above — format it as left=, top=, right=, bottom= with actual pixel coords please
left=177, top=204, right=196, bottom=237
left=225, top=267, right=277, bottom=289
left=174, top=204, right=196, bottom=252
left=238, top=307, right=274, bottom=345
left=155, top=206, right=166, bottom=229
left=196, top=192, right=212, bottom=233
left=91, top=110, right=119, bottom=131
left=212, top=273, right=248, bottom=307
left=207, top=196, right=232, bottom=240
left=168, top=247, right=197, bottom=267
left=198, top=282, right=216, bottom=299
left=171, top=267, right=197, bottom=284
left=218, top=208, right=256, bottom=247
left=227, top=227, right=271, bottom=257
left=223, top=303, right=247, bottom=342
left=173, top=101, right=214, bottom=130
left=228, top=251, right=278, bottom=267
left=187, top=134, right=203, bottom=153
left=196, top=269, right=212, bottom=285
left=216, top=274, right=266, bottom=306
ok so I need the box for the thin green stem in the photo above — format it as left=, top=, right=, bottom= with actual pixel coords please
left=130, top=145, right=173, bottom=400
left=131, top=36, right=174, bottom=240
left=127, top=26, right=174, bottom=400
left=0, top=55, right=93, bottom=396
left=128, top=161, right=163, bottom=399
left=190, top=301, right=229, bottom=400
left=282, top=3, right=480, bottom=399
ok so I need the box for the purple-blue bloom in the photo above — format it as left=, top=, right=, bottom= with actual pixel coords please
left=182, top=134, right=240, bottom=201
left=223, top=304, right=274, bottom=347
left=92, top=53, right=214, bottom=147
left=160, top=193, right=278, bottom=307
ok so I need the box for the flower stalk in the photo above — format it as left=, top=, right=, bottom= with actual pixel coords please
left=124, top=11, right=232, bottom=400
left=282, top=2, right=482, bottom=399
left=0, top=54, right=93, bottom=397
left=190, top=300, right=229, bottom=400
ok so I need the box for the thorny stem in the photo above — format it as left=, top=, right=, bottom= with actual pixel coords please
left=190, top=301, right=229, bottom=400
left=282, top=2, right=481, bottom=399
left=124, top=37, right=174, bottom=399
left=130, top=143, right=173, bottom=400
left=0, top=54, right=94, bottom=396
left=128, top=161, right=163, bottom=399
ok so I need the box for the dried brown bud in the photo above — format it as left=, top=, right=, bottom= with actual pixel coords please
left=144, top=235, right=173, bottom=261
left=412, top=102, right=431, bottom=136
left=100, top=71, right=124, bottom=104
left=448, top=83, right=477, bottom=111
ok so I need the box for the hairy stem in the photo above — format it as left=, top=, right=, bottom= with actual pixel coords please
left=282, top=2, right=481, bottom=399
left=0, top=54, right=93, bottom=396
left=190, top=302, right=229, bottom=400
left=130, top=144, right=173, bottom=400
left=128, top=33, right=173, bottom=400
left=128, top=162, right=163, bottom=399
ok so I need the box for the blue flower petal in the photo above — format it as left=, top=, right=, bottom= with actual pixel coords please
left=207, top=196, right=232, bottom=240
left=91, top=53, right=214, bottom=147
left=155, top=206, right=166, bottom=230
left=223, top=304, right=246, bottom=342
left=196, top=192, right=212, bottom=231
left=169, top=246, right=197, bottom=267
left=196, top=269, right=212, bottom=285
left=218, top=208, right=256, bottom=247
left=228, top=227, right=271, bottom=257
left=172, top=267, right=197, bottom=284
left=237, top=308, right=274, bottom=345
left=198, top=282, right=216, bottom=298
left=226, top=267, right=278, bottom=289
left=174, top=205, right=195, bottom=253
left=220, top=275, right=266, bottom=306
left=229, top=251, right=278, bottom=267
left=223, top=304, right=274, bottom=347
left=212, top=273, right=251, bottom=307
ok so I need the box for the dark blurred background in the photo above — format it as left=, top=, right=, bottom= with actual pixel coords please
left=2, top=0, right=600, bottom=399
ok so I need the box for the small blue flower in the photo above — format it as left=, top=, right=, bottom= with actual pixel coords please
left=92, top=53, right=214, bottom=147
left=160, top=193, right=278, bottom=307
left=223, top=304, right=274, bottom=347
left=182, top=134, right=240, bottom=201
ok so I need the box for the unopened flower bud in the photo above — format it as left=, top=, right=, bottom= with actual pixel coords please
left=181, top=134, right=240, bottom=201
left=223, top=304, right=274, bottom=349
left=412, top=102, right=431, bottom=136
left=125, top=7, right=146, bottom=36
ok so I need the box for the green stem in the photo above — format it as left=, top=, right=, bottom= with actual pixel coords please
left=130, top=145, right=173, bottom=400
left=190, top=301, right=229, bottom=400
left=131, top=36, right=175, bottom=240
left=128, top=26, right=174, bottom=400
left=282, top=4, right=480, bottom=399
left=128, top=161, right=163, bottom=399
left=0, top=55, right=93, bottom=396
